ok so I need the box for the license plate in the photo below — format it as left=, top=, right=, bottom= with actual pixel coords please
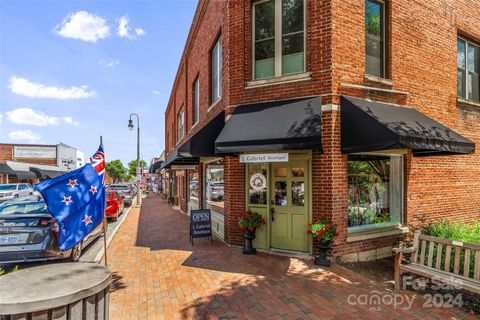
left=0, top=234, right=27, bottom=245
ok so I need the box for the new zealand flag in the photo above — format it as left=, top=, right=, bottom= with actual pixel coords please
left=35, top=145, right=106, bottom=250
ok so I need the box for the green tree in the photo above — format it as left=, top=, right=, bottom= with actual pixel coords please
left=106, top=160, right=127, bottom=182
left=127, top=160, right=147, bottom=176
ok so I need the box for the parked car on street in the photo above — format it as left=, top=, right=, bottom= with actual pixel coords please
left=108, top=184, right=133, bottom=206
left=0, top=198, right=103, bottom=264
left=0, top=184, right=35, bottom=203
left=209, top=181, right=224, bottom=201
left=105, top=190, right=125, bottom=221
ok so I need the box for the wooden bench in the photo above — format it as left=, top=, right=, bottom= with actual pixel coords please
left=393, top=230, right=480, bottom=294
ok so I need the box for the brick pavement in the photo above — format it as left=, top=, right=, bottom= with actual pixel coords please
left=107, top=195, right=475, bottom=320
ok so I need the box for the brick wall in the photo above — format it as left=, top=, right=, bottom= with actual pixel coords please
left=164, top=0, right=480, bottom=258
left=223, top=155, right=245, bottom=246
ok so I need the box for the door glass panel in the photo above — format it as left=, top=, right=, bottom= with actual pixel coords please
left=291, top=181, right=304, bottom=206
left=274, top=181, right=287, bottom=206
left=248, top=163, right=268, bottom=205
left=291, top=167, right=304, bottom=177
left=274, top=167, right=287, bottom=177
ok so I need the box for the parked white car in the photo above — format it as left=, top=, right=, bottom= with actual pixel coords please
left=0, top=184, right=35, bottom=203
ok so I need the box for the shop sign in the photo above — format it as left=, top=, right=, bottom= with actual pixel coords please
left=250, top=173, right=267, bottom=191
left=172, top=165, right=198, bottom=170
left=190, top=209, right=212, bottom=244
left=240, top=153, right=289, bottom=163
left=13, top=146, right=56, bottom=159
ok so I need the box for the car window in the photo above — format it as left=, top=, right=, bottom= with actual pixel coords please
left=115, top=192, right=121, bottom=199
left=109, top=185, right=129, bottom=190
left=18, top=185, right=26, bottom=190
left=0, top=185, right=16, bottom=191
left=0, top=202, right=48, bottom=214
left=105, top=192, right=112, bottom=199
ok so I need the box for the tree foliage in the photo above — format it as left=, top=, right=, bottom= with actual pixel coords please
left=127, top=160, right=148, bottom=176
left=106, top=160, right=127, bottom=181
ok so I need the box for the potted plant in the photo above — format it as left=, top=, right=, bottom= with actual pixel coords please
left=307, top=216, right=338, bottom=267
left=238, top=209, right=266, bottom=254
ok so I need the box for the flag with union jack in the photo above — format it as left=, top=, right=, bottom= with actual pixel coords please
left=35, top=144, right=106, bottom=250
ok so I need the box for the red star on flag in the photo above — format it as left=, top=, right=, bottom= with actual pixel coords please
left=67, top=179, right=78, bottom=189
left=89, top=185, right=97, bottom=195
left=82, top=214, right=92, bottom=226
left=62, top=196, right=73, bottom=206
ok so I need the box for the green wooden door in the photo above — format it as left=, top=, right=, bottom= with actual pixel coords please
left=270, top=161, right=309, bottom=252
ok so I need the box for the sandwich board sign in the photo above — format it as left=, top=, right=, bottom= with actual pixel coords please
left=190, top=209, right=212, bottom=245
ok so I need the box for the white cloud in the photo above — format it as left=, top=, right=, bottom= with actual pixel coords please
left=55, top=11, right=110, bottom=42
left=99, top=59, right=119, bottom=69
left=117, top=16, right=145, bottom=40
left=9, top=76, right=96, bottom=99
left=8, top=130, right=41, bottom=143
left=135, top=28, right=145, bottom=36
left=152, top=90, right=161, bottom=96
left=6, top=108, right=78, bottom=126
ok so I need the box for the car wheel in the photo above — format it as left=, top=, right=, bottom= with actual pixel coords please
left=111, top=213, right=118, bottom=222
left=29, top=192, right=33, bottom=196
left=70, top=243, right=82, bottom=262
left=14, top=194, right=19, bottom=199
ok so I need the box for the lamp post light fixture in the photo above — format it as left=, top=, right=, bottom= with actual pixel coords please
left=128, top=113, right=141, bottom=206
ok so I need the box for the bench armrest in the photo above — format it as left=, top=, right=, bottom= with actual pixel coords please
left=392, top=247, right=416, bottom=254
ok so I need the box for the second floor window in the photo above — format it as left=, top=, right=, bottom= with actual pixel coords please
left=177, top=109, right=184, bottom=141
left=211, top=38, right=222, bottom=104
left=193, top=78, right=199, bottom=124
left=365, top=0, right=385, bottom=78
left=253, top=0, right=305, bottom=80
left=458, top=38, right=480, bottom=102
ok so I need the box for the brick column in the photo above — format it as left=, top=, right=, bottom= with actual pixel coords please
left=313, top=110, right=348, bottom=256
left=223, top=155, right=245, bottom=246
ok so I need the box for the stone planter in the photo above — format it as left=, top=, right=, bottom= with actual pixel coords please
left=314, top=242, right=332, bottom=267
left=242, top=228, right=257, bottom=254
left=0, top=263, right=111, bottom=320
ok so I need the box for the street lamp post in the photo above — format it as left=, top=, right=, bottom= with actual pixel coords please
left=128, top=113, right=141, bottom=206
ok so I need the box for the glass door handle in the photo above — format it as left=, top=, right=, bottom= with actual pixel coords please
left=270, top=207, right=275, bottom=221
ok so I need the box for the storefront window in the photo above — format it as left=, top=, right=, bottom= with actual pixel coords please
left=348, top=154, right=403, bottom=231
left=274, top=167, right=287, bottom=177
left=189, top=171, right=199, bottom=210
left=248, top=163, right=267, bottom=205
left=205, top=159, right=224, bottom=213
left=291, top=167, right=304, bottom=177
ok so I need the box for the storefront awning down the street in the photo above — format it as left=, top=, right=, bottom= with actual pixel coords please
left=178, top=111, right=225, bottom=158
left=161, top=111, right=226, bottom=169
left=340, top=96, right=475, bottom=156
left=215, top=96, right=322, bottom=153
left=29, top=167, right=66, bottom=180
left=160, top=149, right=199, bottom=170
left=149, top=161, right=163, bottom=173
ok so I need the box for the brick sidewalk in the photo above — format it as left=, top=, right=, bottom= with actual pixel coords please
left=107, top=195, right=475, bottom=320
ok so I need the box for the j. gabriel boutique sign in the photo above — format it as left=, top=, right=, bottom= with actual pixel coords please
left=190, top=209, right=212, bottom=245
left=239, top=153, right=289, bottom=163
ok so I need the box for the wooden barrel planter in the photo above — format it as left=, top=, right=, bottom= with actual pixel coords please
left=0, top=263, right=111, bottom=320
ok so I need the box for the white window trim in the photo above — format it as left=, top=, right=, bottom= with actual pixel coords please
left=252, top=0, right=306, bottom=80
left=177, top=108, right=184, bottom=142
left=211, top=38, right=222, bottom=104
left=193, top=78, right=200, bottom=125
left=458, top=37, right=480, bottom=103
left=347, top=152, right=404, bottom=234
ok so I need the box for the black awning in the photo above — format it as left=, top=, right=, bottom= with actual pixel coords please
left=215, top=96, right=322, bottom=153
left=160, top=149, right=198, bottom=169
left=149, top=161, right=163, bottom=173
left=12, top=171, right=37, bottom=181
left=30, top=167, right=66, bottom=180
left=178, top=111, right=225, bottom=157
left=0, top=164, right=15, bottom=175
left=341, top=96, right=475, bottom=156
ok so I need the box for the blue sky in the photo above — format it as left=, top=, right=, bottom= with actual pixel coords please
left=0, top=0, right=197, bottom=166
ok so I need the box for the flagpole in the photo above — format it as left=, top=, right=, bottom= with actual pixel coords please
left=100, top=136, right=108, bottom=267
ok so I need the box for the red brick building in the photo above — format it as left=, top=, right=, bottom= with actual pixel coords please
left=162, top=0, right=480, bottom=261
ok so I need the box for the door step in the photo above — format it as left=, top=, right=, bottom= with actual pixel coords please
left=258, top=248, right=312, bottom=260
